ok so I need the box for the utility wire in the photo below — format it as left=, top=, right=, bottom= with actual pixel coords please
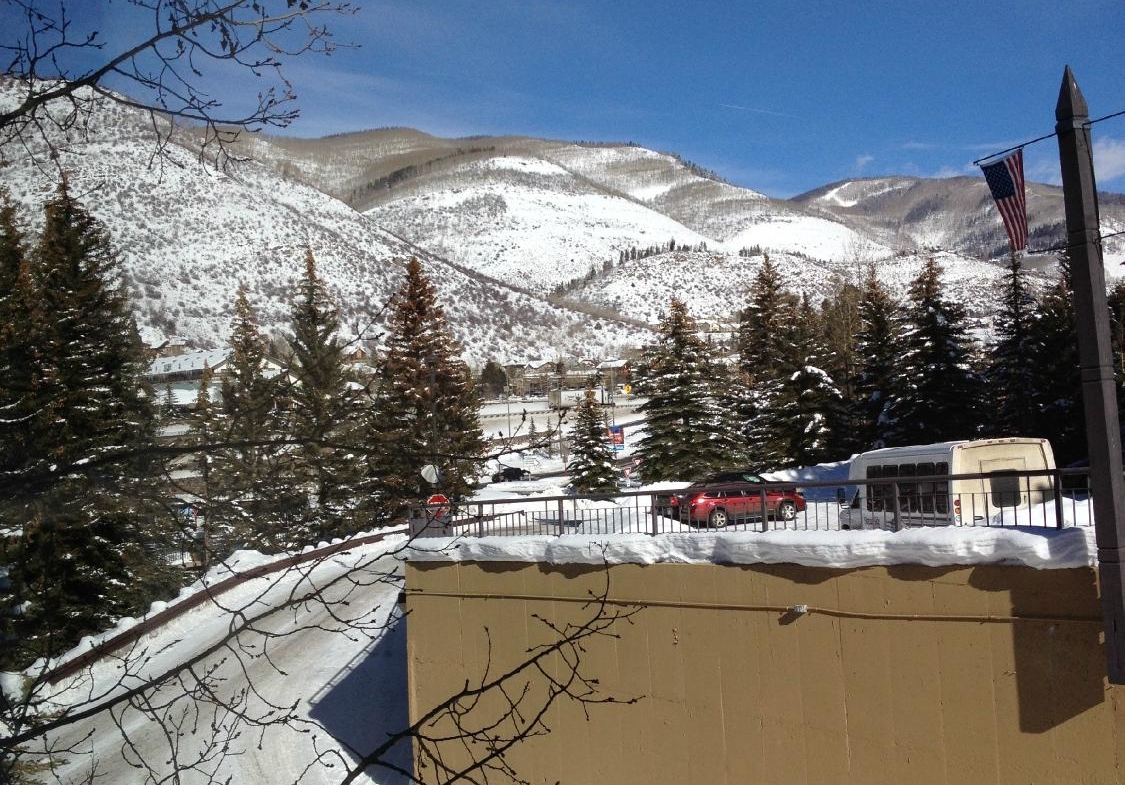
left=1026, top=229, right=1125, bottom=257
left=972, top=107, right=1125, bottom=166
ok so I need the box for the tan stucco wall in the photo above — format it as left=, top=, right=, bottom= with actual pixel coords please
left=404, top=560, right=1125, bottom=784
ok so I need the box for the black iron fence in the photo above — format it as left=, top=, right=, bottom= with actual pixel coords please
left=408, top=468, right=1097, bottom=538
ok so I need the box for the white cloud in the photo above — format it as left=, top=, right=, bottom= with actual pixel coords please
left=931, top=164, right=975, bottom=179
left=1093, top=137, right=1125, bottom=183
left=854, top=154, right=874, bottom=171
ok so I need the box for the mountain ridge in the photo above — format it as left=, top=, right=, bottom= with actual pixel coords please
left=4, top=83, right=1123, bottom=368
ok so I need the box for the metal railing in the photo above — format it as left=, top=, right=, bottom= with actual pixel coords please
left=408, top=468, right=1097, bottom=539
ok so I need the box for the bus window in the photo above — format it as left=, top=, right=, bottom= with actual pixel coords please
left=898, top=463, right=917, bottom=512
left=989, top=473, right=1022, bottom=508
left=867, top=464, right=897, bottom=512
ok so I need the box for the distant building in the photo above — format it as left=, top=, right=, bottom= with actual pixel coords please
left=146, top=349, right=283, bottom=410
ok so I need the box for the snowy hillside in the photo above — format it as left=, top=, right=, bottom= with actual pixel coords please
left=364, top=154, right=717, bottom=294
left=0, top=86, right=653, bottom=366
left=796, top=175, right=1125, bottom=272
left=565, top=248, right=1053, bottom=328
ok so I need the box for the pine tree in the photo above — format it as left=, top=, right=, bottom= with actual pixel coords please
left=774, top=294, right=842, bottom=467
left=737, top=254, right=791, bottom=375
left=283, top=250, right=365, bottom=546
left=1029, top=256, right=1083, bottom=463
left=217, top=285, right=288, bottom=553
left=883, top=257, right=984, bottom=446
left=852, top=265, right=900, bottom=450
left=737, top=256, right=801, bottom=468
left=0, top=191, right=43, bottom=668
left=186, top=363, right=225, bottom=562
left=479, top=359, right=508, bottom=399
left=368, top=257, right=485, bottom=520
left=634, top=299, right=744, bottom=481
left=0, top=190, right=45, bottom=497
left=527, top=416, right=540, bottom=453
left=2, top=184, right=173, bottom=669
left=566, top=388, right=618, bottom=493
left=987, top=253, right=1039, bottom=436
left=819, top=278, right=863, bottom=456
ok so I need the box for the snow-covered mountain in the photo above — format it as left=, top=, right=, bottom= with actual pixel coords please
left=4, top=81, right=1123, bottom=367
left=0, top=89, right=651, bottom=366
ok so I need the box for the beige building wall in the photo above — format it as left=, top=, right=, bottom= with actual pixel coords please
left=404, top=560, right=1125, bottom=785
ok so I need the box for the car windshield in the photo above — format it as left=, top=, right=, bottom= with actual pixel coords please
left=701, top=472, right=764, bottom=484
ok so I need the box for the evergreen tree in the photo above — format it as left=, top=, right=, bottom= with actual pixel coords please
left=0, top=191, right=45, bottom=496
left=218, top=285, right=288, bottom=552
left=882, top=257, right=984, bottom=446
left=774, top=294, right=843, bottom=467
left=986, top=254, right=1039, bottom=436
left=852, top=265, right=900, bottom=450
left=527, top=416, right=540, bottom=453
left=283, top=250, right=365, bottom=546
left=737, top=254, right=791, bottom=374
left=479, top=359, right=508, bottom=399
left=2, top=184, right=173, bottom=669
left=566, top=388, right=618, bottom=493
left=634, top=299, right=744, bottom=481
left=737, top=256, right=801, bottom=468
left=0, top=191, right=43, bottom=667
left=186, top=363, right=224, bottom=563
left=819, top=278, right=863, bottom=456
left=368, top=257, right=485, bottom=520
left=1029, top=256, right=1083, bottom=463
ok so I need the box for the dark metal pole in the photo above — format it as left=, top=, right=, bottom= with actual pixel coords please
left=1055, top=65, right=1125, bottom=683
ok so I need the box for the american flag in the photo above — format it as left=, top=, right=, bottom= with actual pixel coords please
left=980, top=149, right=1028, bottom=253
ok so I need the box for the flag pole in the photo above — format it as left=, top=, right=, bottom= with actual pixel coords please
left=1055, top=65, right=1125, bottom=684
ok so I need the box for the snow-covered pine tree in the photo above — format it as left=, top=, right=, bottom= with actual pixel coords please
left=3, top=183, right=174, bottom=669
left=367, top=257, right=485, bottom=520
left=283, top=249, right=365, bottom=546
left=819, top=277, right=864, bottom=456
left=527, top=416, right=540, bottom=453
left=774, top=293, right=843, bottom=467
left=0, top=190, right=44, bottom=498
left=0, top=191, right=43, bottom=670
left=184, top=363, right=226, bottom=562
left=217, top=284, right=290, bottom=553
left=883, top=256, right=984, bottom=446
left=986, top=253, right=1039, bottom=437
left=634, top=299, right=743, bottom=481
left=737, top=253, right=789, bottom=374
left=852, top=265, right=900, bottom=450
left=566, top=388, right=618, bottom=493
left=737, top=256, right=800, bottom=468
left=1029, top=255, right=1083, bottom=463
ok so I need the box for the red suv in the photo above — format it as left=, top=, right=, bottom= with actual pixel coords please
left=658, top=471, right=806, bottom=527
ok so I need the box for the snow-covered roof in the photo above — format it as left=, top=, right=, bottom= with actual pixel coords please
left=147, top=349, right=229, bottom=377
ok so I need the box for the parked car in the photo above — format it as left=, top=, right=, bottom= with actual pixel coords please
left=492, top=465, right=531, bottom=483
left=656, top=471, right=806, bottom=527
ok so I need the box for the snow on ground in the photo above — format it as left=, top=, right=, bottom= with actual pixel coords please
left=723, top=212, right=891, bottom=261
left=20, top=458, right=1101, bottom=784
left=39, top=535, right=413, bottom=785
left=407, top=525, right=1096, bottom=571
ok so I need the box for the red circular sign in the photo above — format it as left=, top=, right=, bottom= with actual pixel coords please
left=426, top=494, right=451, bottom=518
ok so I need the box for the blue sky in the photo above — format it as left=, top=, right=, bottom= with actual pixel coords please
left=21, top=1, right=1125, bottom=198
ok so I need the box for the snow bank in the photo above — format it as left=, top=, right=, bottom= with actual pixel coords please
left=406, top=526, right=1097, bottom=570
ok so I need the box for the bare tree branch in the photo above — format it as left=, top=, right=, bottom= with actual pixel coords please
left=1, top=0, right=356, bottom=166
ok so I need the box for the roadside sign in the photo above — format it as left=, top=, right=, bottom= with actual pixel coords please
left=607, top=425, right=625, bottom=452
left=426, top=493, right=451, bottom=519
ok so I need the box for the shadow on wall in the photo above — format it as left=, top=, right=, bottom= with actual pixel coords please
left=309, top=614, right=413, bottom=784
left=967, top=565, right=1104, bottom=734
